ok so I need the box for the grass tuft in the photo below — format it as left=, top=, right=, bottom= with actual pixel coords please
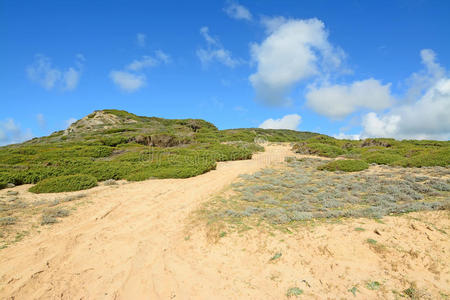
left=286, top=287, right=303, bottom=297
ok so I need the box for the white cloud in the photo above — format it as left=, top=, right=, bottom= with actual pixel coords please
left=62, top=67, right=81, bottom=90
left=0, top=119, right=33, bottom=146
left=362, top=78, right=450, bottom=140
left=249, top=18, right=345, bottom=105
left=333, top=132, right=361, bottom=140
left=27, top=54, right=83, bottom=91
left=360, top=50, right=450, bottom=140
left=224, top=1, right=252, bottom=21
left=405, top=48, right=446, bottom=101
left=126, top=51, right=171, bottom=71
left=127, top=56, right=159, bottom=71
left=306, top=79, right=393, bottom=119
left=109, top=70, right=146, bottom=92
left=197, top=27, right=240, bottom=68
left=65, top=117, right=77, bottom=128
left=155, top=50, right=171, bottom=64
left=36, top=113, right=46, bottom=129
left=259, top=114, right=302, bottom=130
left=137, top=33, right=146, bottom=47
left=110, top=50, right=170, bottom=92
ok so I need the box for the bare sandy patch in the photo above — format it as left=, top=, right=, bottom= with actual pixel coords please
left=0, top=144, right=448, bottom=299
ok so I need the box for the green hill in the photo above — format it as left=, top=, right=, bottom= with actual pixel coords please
left=1, top=109, right=448, bottom=193
left=0, top=109, right=318, bottom=192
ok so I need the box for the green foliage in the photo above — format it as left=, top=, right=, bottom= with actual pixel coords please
left=1, top=109, right=448, bottom=194
left=366, top=281, right=381, bottom=290
left=318, top=160, right=369, bottom=172
left=220, top=128, right=318, bottom=143
left=293, top=136, right=449, bottom=168
left=29, top=174, right=98, bottom=193
left=367, top=238, right=378, bottom=245
left=363, top=152, right=404, bottom=165
left=294, top=142, right=345, bottom=158
left=348, top=286, right=358, bottom=296
left=269, top=252, right=282, bottom=261
left=286, top=287, right=303, bottom=297
left=395, top=148, right=450, bottom=167
left=100, top=136, right=129, bottom=147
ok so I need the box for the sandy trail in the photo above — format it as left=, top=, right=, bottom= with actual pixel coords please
left=0, top=145, right=293, bottom=299
left=1, top=144, right=449, bottom=299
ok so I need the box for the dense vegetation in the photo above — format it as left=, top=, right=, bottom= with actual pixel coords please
left=29, top=174, right=97, bottom=193
left=1, top=109, right=448, bottom=193
left=317, top=159, right=369, bottom=172
left=293, top=135, right=450, bottom=168
left=0, top=110, right=316, bottom=193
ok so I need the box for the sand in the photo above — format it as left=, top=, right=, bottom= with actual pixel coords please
left=0, top=144, right=449, bottom=299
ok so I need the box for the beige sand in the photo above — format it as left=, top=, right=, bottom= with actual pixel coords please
left=0, top=145, right=449, bottom=299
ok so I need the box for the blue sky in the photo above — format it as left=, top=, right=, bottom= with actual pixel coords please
left=1, top=0, right=449, bottom=145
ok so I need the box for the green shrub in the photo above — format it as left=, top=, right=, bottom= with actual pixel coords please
left=295, top=143, right=346, bottom=158
left=395, top=148, right=450, bottom=167
left=125, top=161, right=216, bottom=181
left=29, top=174, right=97, bottom=193
left=318, top=159, right=369, bottom=172
left=363, top=152, right=403, bottom=165
left=101, top=136, right=129, bottom=147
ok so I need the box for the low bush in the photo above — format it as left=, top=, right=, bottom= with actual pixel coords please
left=318, top=160, right=369, bottom=172
left=294, top=143, right=345, bottom=158
left=363, top=152, right=403, bottom=165
left=29, top=174, right=97, bottom=193
left=41, top=208, right=70, bottom=225
left=199, top=157, right=450, bottom=232
left=395, top=148, right=450, bottom=167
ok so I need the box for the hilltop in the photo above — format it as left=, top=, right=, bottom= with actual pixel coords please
left=1, top=109, right=449, bottom=193
left=0, top=109, right=319, bottom=192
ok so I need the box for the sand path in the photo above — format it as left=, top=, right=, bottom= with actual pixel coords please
left=0, top=145, right=294, bottom=299
left=1, top=144, right=449, bottom=299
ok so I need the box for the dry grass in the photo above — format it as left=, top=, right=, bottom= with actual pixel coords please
left=196, top=157, right=449, bottom=238
left=0, top=190, right=87, bottom=248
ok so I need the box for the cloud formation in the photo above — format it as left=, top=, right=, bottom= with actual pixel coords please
left=306, top=79, right=393, bottom=119
left=224, top=1, right=252, bottom=21
left=362, top=78, right=450, bottom=140
left=65, top=117, right=77, bottom=128
left=259, top=114, right=301, bottom=130
left=249, top=18, right=345, bottom=105
left=361, top=50, right=450, bottom=140
left=110, top=50, right=170, bottom=92
left=137, top=33, right=146, bottom=47
left=0, top=119, right=33, bottom=146
left=109, top=71, right=146, bottom=92
left=27, top=54, right=84, bottom=91
left=36, top=113, right=46, bottom=129
left=197, top=27, right=241, bottom=68
left=127, top=56, right=159, bottom=71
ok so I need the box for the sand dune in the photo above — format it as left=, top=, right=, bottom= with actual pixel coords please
left=0, top=145, right=448, bottom=299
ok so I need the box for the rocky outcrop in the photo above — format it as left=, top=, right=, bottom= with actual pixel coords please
left=65, top=111, right=137, bottom=135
